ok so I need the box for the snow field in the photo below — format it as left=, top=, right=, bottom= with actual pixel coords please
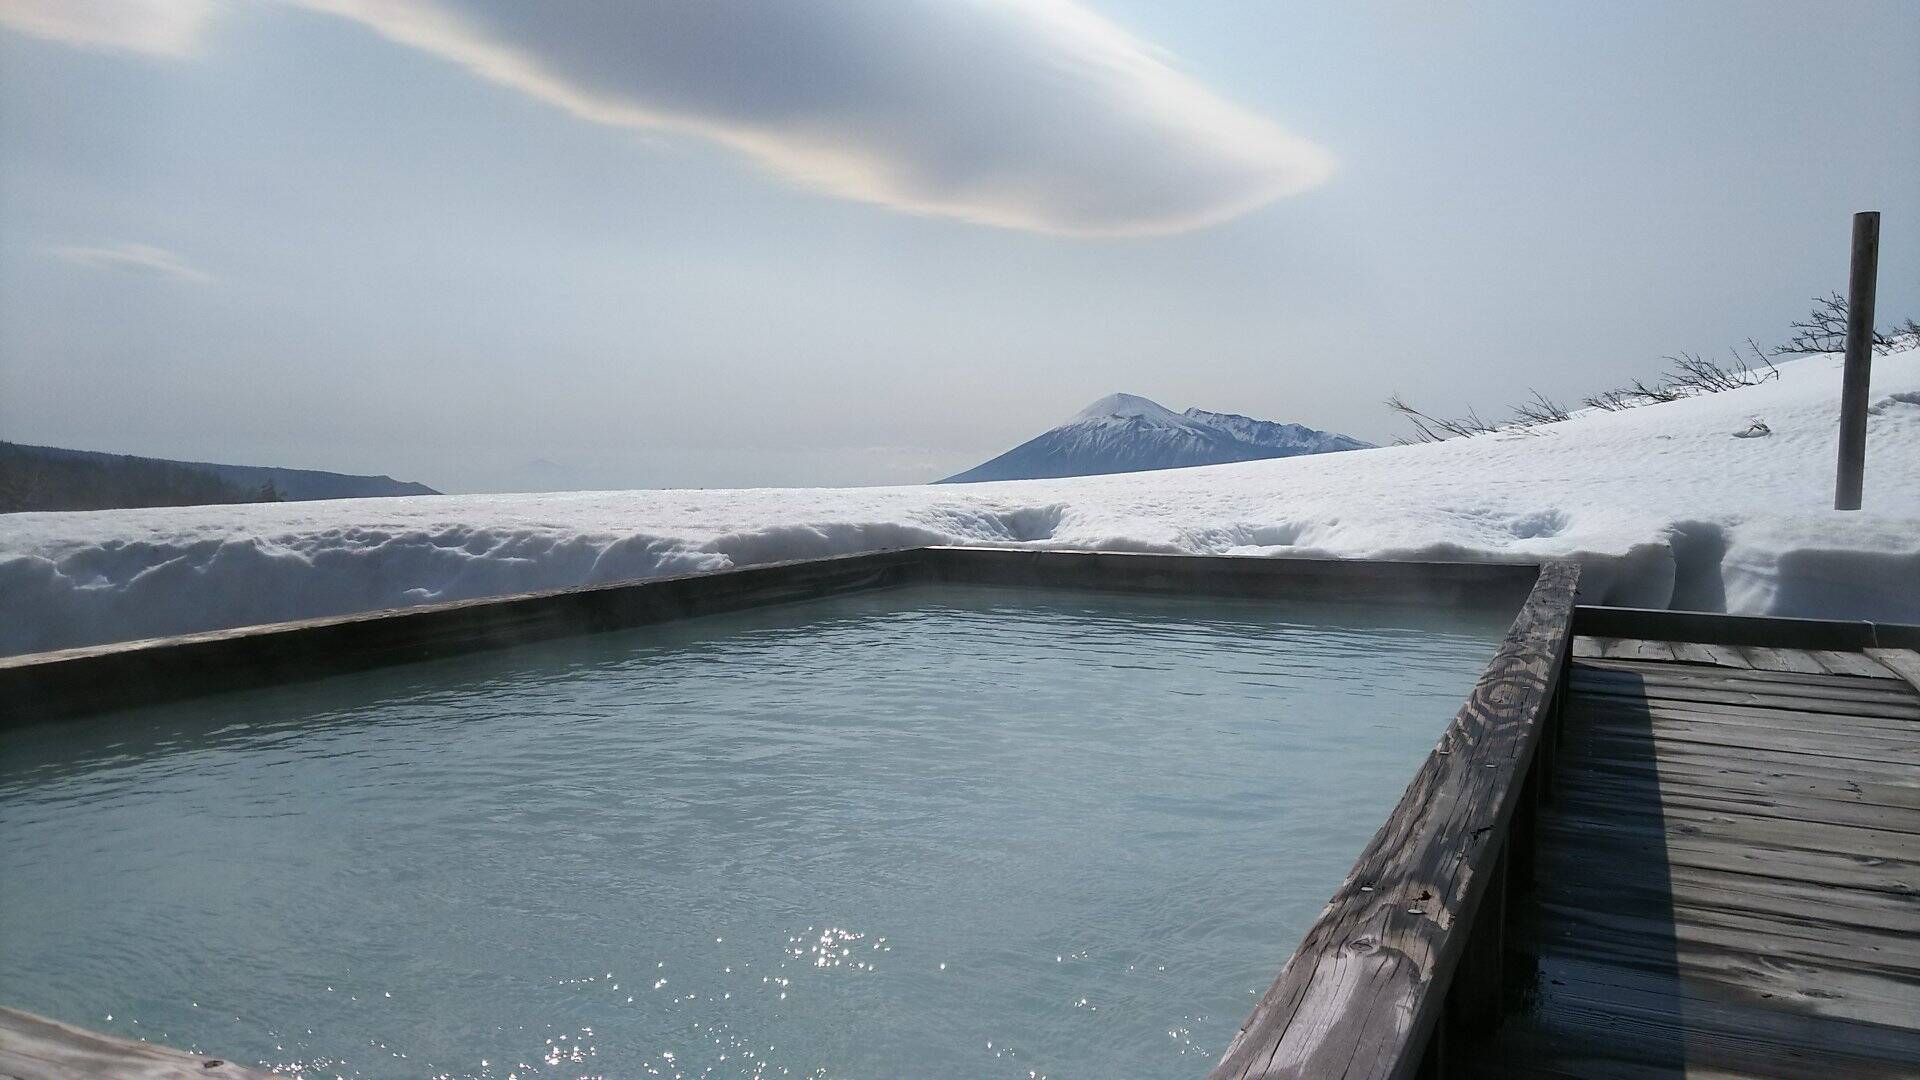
left=2, top=351, right=1916, bottom=655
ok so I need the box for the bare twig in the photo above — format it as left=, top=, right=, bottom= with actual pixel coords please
left=1386, top=295, right=1907, bottom=442
left=1774, top=294, right=1914, bottom=356
left=1512, top=390, right=1572, bottom=426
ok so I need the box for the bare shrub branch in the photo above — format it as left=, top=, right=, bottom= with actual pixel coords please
left=1512, top=390, right=1571, bottom=426
left=1385, top=393, right=1501, bottom=442
left=1386, top=298, right=1909, bottom=443
left=1774, top=294, right=1917, bottom=356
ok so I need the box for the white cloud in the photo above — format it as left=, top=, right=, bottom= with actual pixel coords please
left=4, top=0, right=1336, bottom=236
left=0, top=0, right=213, bottom=56
left=53, top=242, right=213, bottom=283
left=298, top=0, right=1336, bottom=237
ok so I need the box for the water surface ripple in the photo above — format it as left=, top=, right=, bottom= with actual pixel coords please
left=0, top=584, right=1508, bottom=1080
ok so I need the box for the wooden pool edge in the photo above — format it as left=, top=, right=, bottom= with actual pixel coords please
left=0, top=546, right=1541, bottom=726
left=1210, top=560, right=1584, bottom=1080
left=0, top=1006, right=275, bottom=1080
left=1211, top=591, right=1920, bottom=1079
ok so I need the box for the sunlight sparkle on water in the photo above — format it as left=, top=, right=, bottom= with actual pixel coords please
left=0, top=585, right=1508, bottom=1079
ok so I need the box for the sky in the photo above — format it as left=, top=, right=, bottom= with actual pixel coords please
left=1, top=0, right=1915, bottom=493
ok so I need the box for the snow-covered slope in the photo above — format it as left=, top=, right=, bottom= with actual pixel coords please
left=940, top=393, right=1369, bottom=482
left=3, top=351, right=1918, bottom=656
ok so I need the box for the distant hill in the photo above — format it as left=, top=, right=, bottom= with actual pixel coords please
left=939, top=393, right=1370, bottom=483
left=0, top=441, right=440, bottom=513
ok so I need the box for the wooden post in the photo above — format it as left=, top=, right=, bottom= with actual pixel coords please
left=1835, top=210, right=1880, bottom=511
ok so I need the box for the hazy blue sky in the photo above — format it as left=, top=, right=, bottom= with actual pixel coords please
left=2, top=0, right=1914, bottom=492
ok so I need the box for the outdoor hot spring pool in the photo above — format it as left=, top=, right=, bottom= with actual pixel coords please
left=0, top=584, right=1510, bottom=1080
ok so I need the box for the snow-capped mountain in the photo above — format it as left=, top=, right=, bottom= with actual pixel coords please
left=938, top=393, right=1371, bottom=483
left=1181, top=408, right=1372, bottom=456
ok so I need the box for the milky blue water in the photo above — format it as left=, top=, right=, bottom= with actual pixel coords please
left=0, top=585, right=1508, bottom=1080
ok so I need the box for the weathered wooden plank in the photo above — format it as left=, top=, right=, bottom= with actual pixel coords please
left=1533, top=897, right=1920, bottom=983
left=1577, top=655, right=1914, bottom=695
left=1538, top=817, right=1918, bottom=896
left=1569, top=677, right=1920, bottom=720
left=1464, top=619, right=1920, bottom=1077
left=1565, top=701, right=1920, bottom=764
left=1866, top=647, right=1920, bottom=695
left=1534, top=849, right=1920, bottom=934
left=1571, top=635, right=1605, bottom=658
left=1569, top=693, right=1920, bottom=740
left=1739, top=645, right=1832, bottom=674
left=1597, top=637, right=1677, bottom=661
left=1562, top=726, right=1920, bottom=788
left=1554, top=772, right=1920, bottom=835
left=1527, top=921, right=1920, bottom=1028
left=1463, top=965, right=1920, bottom=1079
left=1541, top=798, right=1920, bottom=871
left=1700, top=642, right=1756, bottom=668
left=1566, top=709, right=1920, bottom=765
left=1573, top=664, right=1920, bottom=702
left=1814, top=649, right=1903, bottom=679
left=0, top=1007, right=274, bottom=1080
left=1562, top=749, right=1920, bottom=810
left=1566, top=691, right=1920, bottom=753
left=1210, top=563, right=1581, bottom=1080
left=1667, top=639, right=1730, bottom=666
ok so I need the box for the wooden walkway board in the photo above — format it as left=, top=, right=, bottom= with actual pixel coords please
left=1460, top=648, right=1920, bottom=1078
left=0, top=1007, right=275, bottom=1080
left=1866, top=647, right=1920, bottom=694
left=1573, top=636, right=1913, bottom=681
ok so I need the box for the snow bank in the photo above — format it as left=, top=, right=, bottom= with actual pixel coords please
left=3, top=352, right=1918, bottom=656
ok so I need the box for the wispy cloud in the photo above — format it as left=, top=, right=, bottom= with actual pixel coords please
left=3, top=0, right=1335, bottom=236
left=53, top=242, right=213, bottom=283
left=0, top=0, right=213, bottom=56
left=299, top=0, right=1335, bottom=237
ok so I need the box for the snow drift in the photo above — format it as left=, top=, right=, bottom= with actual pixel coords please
left=2, top=351, right=1918, bottom=656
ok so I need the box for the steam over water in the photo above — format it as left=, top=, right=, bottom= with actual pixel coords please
left=0, top=585, right=1506, bottom=1079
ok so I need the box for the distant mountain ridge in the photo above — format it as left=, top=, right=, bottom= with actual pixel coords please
left=939, top=393, right=1370, bottom=483
left=1, top=441, right=439, bottom=512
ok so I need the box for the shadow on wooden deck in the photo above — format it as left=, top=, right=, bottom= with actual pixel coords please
left=1468, top=668, right=1689, bottom=1076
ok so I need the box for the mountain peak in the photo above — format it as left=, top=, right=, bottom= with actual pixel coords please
left=1069, top=393, right=1185, bottom=425
left=940, top=396, right=1371, bottom=483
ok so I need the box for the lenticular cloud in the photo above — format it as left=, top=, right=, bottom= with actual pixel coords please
left=300, top=0, right=1336, bottom=236
left=0, top=0, right=214, bottom=55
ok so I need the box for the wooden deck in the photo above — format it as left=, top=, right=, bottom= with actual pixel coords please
left=1213, top=610, right=1920, bottom=1080
left=1461, top=634, right=1920, bottom=1078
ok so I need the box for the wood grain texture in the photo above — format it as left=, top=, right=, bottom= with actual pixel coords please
left=1738, top=645, right=1831, bottom=675
left=1813, top=649, right=1901, bottom=679
left=1866, top=648, right=1920, bottom=694
left=1208, top=562, right=1581, bottom=1080
left=1457, top=646, right=1920, bottom=1077
left=0, top=1007, right=275, bottom=1080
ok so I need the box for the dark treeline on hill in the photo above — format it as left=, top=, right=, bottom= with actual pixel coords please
left=0, top=442, right=440, bottom=513
left=0, top=442, right=281, bottom=512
